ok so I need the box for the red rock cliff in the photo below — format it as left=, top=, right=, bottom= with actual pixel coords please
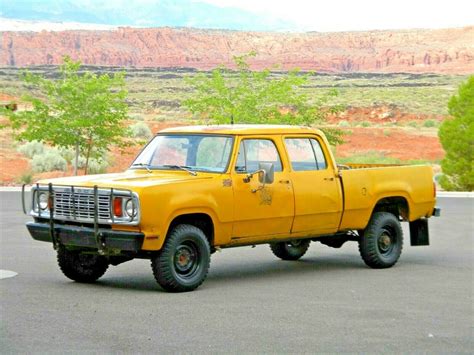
left=1, top=26, right=473, bottom=73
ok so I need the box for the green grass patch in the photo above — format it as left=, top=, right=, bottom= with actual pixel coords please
left=336, top=151, right=436, bottom=165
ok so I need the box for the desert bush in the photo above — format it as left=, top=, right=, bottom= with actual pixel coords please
left=87, top=158, right=109, bottom=174
left=129, top=113, right=145, bottom=121
left=31, top=150, right=67, bottom=173
left=17, top=141, right=45, bottom=158
left=58, top=147, right=74, bottom=163
left=130, top=121, right=153, bottom=139
left=338, top=120, right=350, bottom=127
left=360, top=121, right=371, bottom=127
left=18, top=171, right=33, bottom=184
left=407, top=121, right=419, bottom=128
left=383, top=129, right=391, bottom=136
left=154, top=115, right=167, bottom=122
left=423, top=119, right=436, bottom=128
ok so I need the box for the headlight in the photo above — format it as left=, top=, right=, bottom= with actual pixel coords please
left=38, top=192, right=49, bottom=210
left=125, top=199, right=137, bottom=217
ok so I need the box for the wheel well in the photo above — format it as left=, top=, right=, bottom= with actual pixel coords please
left=167, top=213, right=214, bottom=246
left=373, top=197, right=409, bottom=221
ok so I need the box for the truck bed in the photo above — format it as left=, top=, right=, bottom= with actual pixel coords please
left=338, top=164, right=435, bottom=231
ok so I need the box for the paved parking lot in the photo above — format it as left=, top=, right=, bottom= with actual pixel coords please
left=1, top=192, right=472, bottom=353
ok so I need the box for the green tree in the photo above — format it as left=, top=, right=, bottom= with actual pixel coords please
left=184, top=52, right=343, bottom=145
left=438, top=75, right=474, bottom=191
left=4, top=57, right=129, bottom=175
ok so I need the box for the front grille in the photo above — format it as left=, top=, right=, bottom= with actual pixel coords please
left=54, top=190, right=111, bottom=221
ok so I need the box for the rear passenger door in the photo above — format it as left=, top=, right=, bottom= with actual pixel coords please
left=284, top=136, right=343, bottom=235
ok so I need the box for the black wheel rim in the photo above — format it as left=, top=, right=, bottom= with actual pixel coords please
left=377, top=228, right=395, bottom=255
left=287, top=240, right=302, bottom=248
left=174, top=240, right=200, bottom=278
left=77, top=254, right=98, bottom=268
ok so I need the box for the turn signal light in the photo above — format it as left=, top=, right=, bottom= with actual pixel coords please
left=113, top=197, right=123, bottom=217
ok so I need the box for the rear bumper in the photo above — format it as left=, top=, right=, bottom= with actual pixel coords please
left=26, top=222, right=144, bottom=252
left=433, top=207, right=441, bottom=217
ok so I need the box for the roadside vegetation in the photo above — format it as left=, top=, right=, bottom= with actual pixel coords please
left=184, top=52, right=342, bottom=144
left=0, top=66, right=466, bottom=120
left=438, top=76, right=474, bottom=191
left=2, top=57, right=130, bottom=175
left=0, top=59, right=469, bottom=189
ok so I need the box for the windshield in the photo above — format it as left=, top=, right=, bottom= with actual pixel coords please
left=130, top=134, right=234, bottom=173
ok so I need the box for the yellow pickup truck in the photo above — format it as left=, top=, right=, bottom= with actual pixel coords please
left=25, top=125, right=440, bottom=292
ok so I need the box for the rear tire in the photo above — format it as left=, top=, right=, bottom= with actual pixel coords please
left=358, top=212, right=403, bottom=268
left=151, top=224, right=210, bottom=292
left=270, top=239, right=311, bottom=260
left=57, top=246, right=109, bottom=283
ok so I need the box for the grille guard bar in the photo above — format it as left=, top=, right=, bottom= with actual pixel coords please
left=22, top=183, right=140, bottom=254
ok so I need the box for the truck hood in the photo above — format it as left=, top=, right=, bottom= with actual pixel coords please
left=37, top=169, right=213, bottom=190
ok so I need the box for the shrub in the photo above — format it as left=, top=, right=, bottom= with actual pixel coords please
left=423, top=119, right=436, bottom=128
left=87, top=158, right=109, bottom=174
left=18, top=171, right=33, bottom=184
left=129, top=113, right=145, bottom=121
left=360, top=121, right=371, bottom=127
left=338, top=120, right=350, bottom=127
left=130, top=122, right=153, bottom=139
left=58, top=147, right=76, bottom=163
left=438, top=76, right=474, bottom=191
left=76, top=156, right=88, bottom=169
left=154, top=115, right=167, bottom=122
left=17, top=141, right=45, bottom=158
left=31, top=150, right=67, bottom=173
left=383, top=129, right=391, bottom=136
left=407, top=121, right=419, bottom=128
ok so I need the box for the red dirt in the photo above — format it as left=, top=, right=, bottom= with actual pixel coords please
left=335, top=127, right=444, bottom=161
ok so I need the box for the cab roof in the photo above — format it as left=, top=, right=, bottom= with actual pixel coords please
left=159, top=124, right=324, bottom=136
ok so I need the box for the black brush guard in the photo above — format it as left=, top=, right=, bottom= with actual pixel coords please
left=22, top=183, right=144, bottom=254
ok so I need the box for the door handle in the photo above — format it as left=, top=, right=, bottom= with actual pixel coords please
left=279, top=179, right=290, bottom=184
left=324, top=177, right=334, bottom=181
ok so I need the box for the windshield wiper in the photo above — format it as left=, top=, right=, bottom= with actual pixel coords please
left=131, top=163, right=152, bottom=173
left=162, top=164, right=197, bottom=176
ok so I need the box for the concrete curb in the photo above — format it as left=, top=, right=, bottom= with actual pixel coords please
left=0, top=186, right=473, bottom=197
left=437, top=191, right=474, bottom=198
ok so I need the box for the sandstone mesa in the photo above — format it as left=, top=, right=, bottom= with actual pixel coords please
left=1, top=26, right=473, bottom=74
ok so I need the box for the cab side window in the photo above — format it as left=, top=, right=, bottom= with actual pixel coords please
left=235, top=139, right=282, bottom=173
left=285, top=138, right=317, bottom=171
left=285, top=137, right=327, bottom=171
left=310, top=139, right=327, bottom=170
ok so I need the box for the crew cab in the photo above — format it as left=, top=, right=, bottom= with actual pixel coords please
left=24, top=125, right=440, bottom=292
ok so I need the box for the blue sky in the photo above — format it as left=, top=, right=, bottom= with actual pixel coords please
left=1, top=0, right=472, bottom=32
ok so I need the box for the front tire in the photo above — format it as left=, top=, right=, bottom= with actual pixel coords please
left=358, top=212, right=403, bottom=268
left=151, top=224, right=211, bottom=292
left=57, top=246, right=109, bottom=283
left=270, top=239, right=311, bottom=260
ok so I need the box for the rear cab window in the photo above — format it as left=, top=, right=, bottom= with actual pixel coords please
left=284, top=137, right=328, bottom=171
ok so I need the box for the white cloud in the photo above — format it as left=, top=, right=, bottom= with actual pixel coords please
left=198, top=0, right=474, bottom=32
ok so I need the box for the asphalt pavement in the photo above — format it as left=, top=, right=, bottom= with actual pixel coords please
left=1, top=192, right=473, bottom=353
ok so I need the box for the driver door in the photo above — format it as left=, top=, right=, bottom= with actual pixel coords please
left=231, top=137, right=294, bottom=239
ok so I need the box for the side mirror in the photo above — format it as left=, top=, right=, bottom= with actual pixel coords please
left=244, top=162, right=275, bottom=193
left=258, top=162, right=274, bottom=184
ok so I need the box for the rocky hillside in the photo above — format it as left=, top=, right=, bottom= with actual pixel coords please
left=1, top=26, right=473, bottom=73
